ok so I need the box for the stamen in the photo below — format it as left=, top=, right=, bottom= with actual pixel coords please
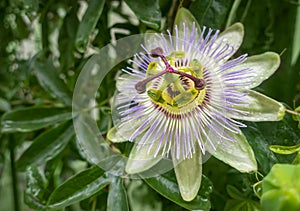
left=135, top=47, right=206, bottom=93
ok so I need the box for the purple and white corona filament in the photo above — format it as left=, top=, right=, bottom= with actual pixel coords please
left=111, top=22, right=284, bottom=162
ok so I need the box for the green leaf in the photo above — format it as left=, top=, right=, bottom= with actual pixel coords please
left=244, top=2, right=299, bottom=103
left=16, top=122, right=74, bottom=171
left=47, top=165, right=110, bottom=210
left=189, top=0, right=233, bottom=29
left=206, top=128, right=257, bottom=173
left=127, top=180, right=162, bottom=211
left=244, top=127, right=278, bottom=174
left=14, top=13, right=31, bottom=39
left=58, top=5, right=79, bottom=70
left=262, top=190, right=300, bottom=211
left=172, top=148, right=202, bottom=201
left=75, top=0, right=105, bottom=52
left=24, top=193, right=47, bottom=210
left=230, top=90, right=285, bottom=122
left=0, top=97, right=10, bottom=111
left=1, top=107, right=72, bottom=133
left=224, top=199, right=262, bottom=211
left=293, top=153, right=300, bottom=164
left=144, top=171, right=212, bottom=210
left=79, top=191, right=108, bottom=211
left=226, top=185, right=245, bottom=200
left=243, top=117, right=300, bottom=174
left=235, top=0, right=273, bottom=52
left=261, top=164, right=300, bottom=211
left=269, top=143, right=300, bottom=155
left=24, top=165, right=47, bottom=210
left=92, top=4, right=111, bottom=49
left=107, top=176, right=129, bottom=211
left=31, top=55, right=72, bottom=106
left=124, top=0, right=161, bottom=30
left=225, top=186, right=262, bottom=211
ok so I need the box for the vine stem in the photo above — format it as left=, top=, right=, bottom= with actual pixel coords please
left=166, top=0, right=180, bottom=31
left=240, top=0, right=252, bottom=22
left=226, top=0, right=242, bottom=28
left=9, top=136, right=20, bottom=211
left=286, top=109, right=300, bottom=116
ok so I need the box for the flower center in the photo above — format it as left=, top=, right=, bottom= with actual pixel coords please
left=135, top=47, right=207, bottom=111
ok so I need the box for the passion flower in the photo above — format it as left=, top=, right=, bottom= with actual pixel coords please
left=108, top=10, right=285, bottom=201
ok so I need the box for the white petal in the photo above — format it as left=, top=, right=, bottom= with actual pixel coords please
left=173, top=7, right=201, bottom=39
left=228, top=90, right=286, bottom=121
left=214, top=23, right=244, bottom=61
left=225, top=52, right=280, bottom=89
left=172, top=148, right=202, bottom=201
left=206, top=128, right=257, bottom=173
left=126, top=143, right=163, bottom=174
left=107, top=126, right=129, bottom=143
left=107, top=117, right=143, bottom=143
